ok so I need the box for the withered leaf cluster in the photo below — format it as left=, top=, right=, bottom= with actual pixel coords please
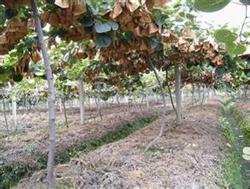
left=0, top=0, right=228, bottom=88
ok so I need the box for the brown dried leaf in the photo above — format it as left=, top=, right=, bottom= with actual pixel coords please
left=148, top=23, right=158, bottom=35
left=110, top=2, right=123, bottom=19
left=126, top=0, right=141, bottom=12
left=55, top=0, right=71, bottom=9
left=161, top=30, right=179, bottom=43
left=146, top=0, right=170, bottom=9
left=73, top=0, right=87, bottom=16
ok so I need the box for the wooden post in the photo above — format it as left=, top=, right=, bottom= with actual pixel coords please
left=31, top=0, right=56, bottom=188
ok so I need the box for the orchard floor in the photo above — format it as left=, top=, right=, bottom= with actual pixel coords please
left=236, top=98, right=250, bottom=117
left=16, top=100, right=229, bottom=189
left=0, top=103, right=151, bottom=132
left=0, top=103, right=160, bottom=171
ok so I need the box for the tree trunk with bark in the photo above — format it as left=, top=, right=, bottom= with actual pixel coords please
left=166, top=70, right=177, bottom=116
left=244, top=85, right=249, bottom=98
left=79, top=77, right=85, bottom=125
left=61, top=96, right=68, bottom=127
left=2, top=96, right=9, bottom=133
left=146, top=94, right=150, bottom=109
left=198, top=84, right=201, bottom=101
left=175, top=64, right=181, bottom=125
left=200, top=85, right=206, bottom=109
left=31, top=0, right=57, bottom=188
left=95, top=82, right=102, bottom=120
left=12, top=95, right=17, bottom=131
left=191, top=83, right=195, bottom=105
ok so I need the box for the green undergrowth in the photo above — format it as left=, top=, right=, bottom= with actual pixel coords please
left=220, top=99, right=250, bottom=189
left=0, top=115, right=157, bottom=188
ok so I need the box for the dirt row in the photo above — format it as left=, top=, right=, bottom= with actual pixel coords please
left=17, top=101, right=227, bottom=189
left=0, top=104, right=160, bottom=169
left=0, top=103, right=142, bottom=132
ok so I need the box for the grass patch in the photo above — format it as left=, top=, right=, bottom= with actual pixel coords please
left=220, top=116, right=244, bottom=189
left=220, top=100, right=250, bottom=189
left=0, top=115, right=157, bottom=188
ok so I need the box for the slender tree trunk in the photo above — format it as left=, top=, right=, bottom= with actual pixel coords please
left=146, top=94, right=150, bottom=109
left=95, top=83, right=102, bottom=120
left=31, top=0, right=56, bottom=188
left=116, top=95, right=120, bottom=105
left=61, top=97, right=68, bottom=127
left=140, top=94, right=145, bottom=105
left=12, top=95, right=17, bottom=131
left=166, top=70, right=177, bottom=115
left=200, top=85, right=206, bottom=109
left=191, top=84, right=195, bottom=105
left=6, top=100, right=10, bottom=112
left=58, top=98, right=63, bottom=113
left=198, top=84, right=201, bottom=101
left=79, top=77, right=85, bottom=125
left=145, top=61, right=168, bottom=152
left=175, top=64, right=181, bottom=125
left=207, top=87, right=210, bottom=98
left=95, top=96, right=102, bottom=120
left=2, top=97, right=9, bottom=133
left=244, top=85, right=248, bottom=98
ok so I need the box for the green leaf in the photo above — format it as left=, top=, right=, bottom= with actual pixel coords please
left=148, top=37, right=159, bottom=49
left=80, top=15, right=94, bottom=27
left=152, top=10, right=168, bottom=27
left=186, top=13, right=195, bottom=20
left=95, top=22, right=112, bottom=33
left=5, top=9, right=18, bottom=19
left=194, top=0, right=230, bottom=12
left=96, top=34, right=112, bottom=48
left=62, top=52, right=70, bottom=62
left=0, top=6, right=6, bottom=27
left=214, top=29, right=237, bottom=43
left=0, top=72, right=9, bottom=83
left=226, top=42, right=246, bottom=56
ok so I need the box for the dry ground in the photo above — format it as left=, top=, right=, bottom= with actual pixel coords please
left=17, top=101, right=227, bottom=189
left=0, top=103, right=143, bottom=132
left=0, top=104, right=160, bottom=168
left=236, top=98, right=250, bottom=117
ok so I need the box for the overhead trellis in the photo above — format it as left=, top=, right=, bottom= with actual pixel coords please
left=0, top=0, right=237, bottom=89
left=0, top=0, right=177, bottom=78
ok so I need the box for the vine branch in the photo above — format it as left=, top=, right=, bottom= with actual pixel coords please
left=240, top=5, right=249, bottom=42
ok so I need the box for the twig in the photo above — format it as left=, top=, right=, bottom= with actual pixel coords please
left=240, top=5, right=248, bottom=42
left=232, top=1, right=244, bottom=5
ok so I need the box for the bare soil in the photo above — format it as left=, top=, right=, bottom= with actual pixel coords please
left=0, top=103, right=143, bottom=132
left=17, top=101, right=227, bottom=189
left=236, top=98, right=250, bottom=116
left=0, top=104, right=160, bottom=168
